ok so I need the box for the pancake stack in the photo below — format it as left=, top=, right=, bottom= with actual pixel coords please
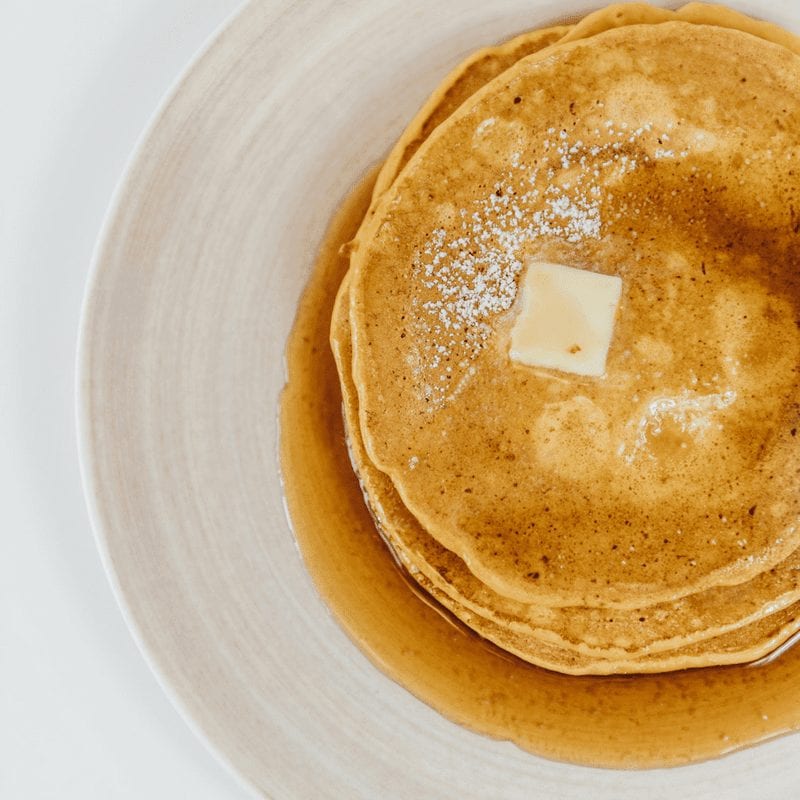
left=330, top=3, right=800, bottom=675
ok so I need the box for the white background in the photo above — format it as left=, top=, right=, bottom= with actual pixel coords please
left=3, top=2, right=253, bottom=797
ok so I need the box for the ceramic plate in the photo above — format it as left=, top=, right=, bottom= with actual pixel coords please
left=78, top=1, right=800, bottom=796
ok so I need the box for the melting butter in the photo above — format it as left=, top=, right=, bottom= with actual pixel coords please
left=509, top=261, right=622, bottom=377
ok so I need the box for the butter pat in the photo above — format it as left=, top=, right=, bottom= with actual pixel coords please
left=509, top=261, right=622, bottom=377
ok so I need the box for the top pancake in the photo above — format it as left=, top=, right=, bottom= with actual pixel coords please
left=348, top=21, right=800, bottom=609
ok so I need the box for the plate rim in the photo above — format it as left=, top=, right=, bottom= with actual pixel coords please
left=75, top=1, right=263, bottom=796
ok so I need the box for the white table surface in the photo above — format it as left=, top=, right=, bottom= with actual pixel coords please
left=3, top=2, right=254, bottom=797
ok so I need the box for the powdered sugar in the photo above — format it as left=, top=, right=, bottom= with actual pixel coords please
left=621, top=389, right=737, bottom=464
left=409, top=122, right=664, bottom=409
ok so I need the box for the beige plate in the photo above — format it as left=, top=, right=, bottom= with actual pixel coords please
left=77, top=0, right=800, bottom=796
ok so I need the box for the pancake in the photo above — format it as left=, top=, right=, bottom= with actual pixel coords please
left=417, top=564, right=800, bottom=675
left=336, top=4, right=800, bottom=663
left=347, top=20, right=800, bottom=616
left=335, top=281, right=800, bottom=659
left=373, top=469, right=800, bottom=675
left=332, top=4, right=800, bottom=673
left=338, top=337, right=800, bottom=675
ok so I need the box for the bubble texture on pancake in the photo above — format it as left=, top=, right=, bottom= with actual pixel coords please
left=348, top=20, right=800, bottom=611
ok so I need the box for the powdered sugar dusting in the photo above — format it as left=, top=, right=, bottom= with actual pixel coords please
left=410, top=121, right=666, bottom=409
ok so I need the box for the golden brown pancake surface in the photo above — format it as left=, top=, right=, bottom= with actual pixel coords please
left=335, top=280, right=800, bottom=663
left=347, top=21, right=800, bottom=613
